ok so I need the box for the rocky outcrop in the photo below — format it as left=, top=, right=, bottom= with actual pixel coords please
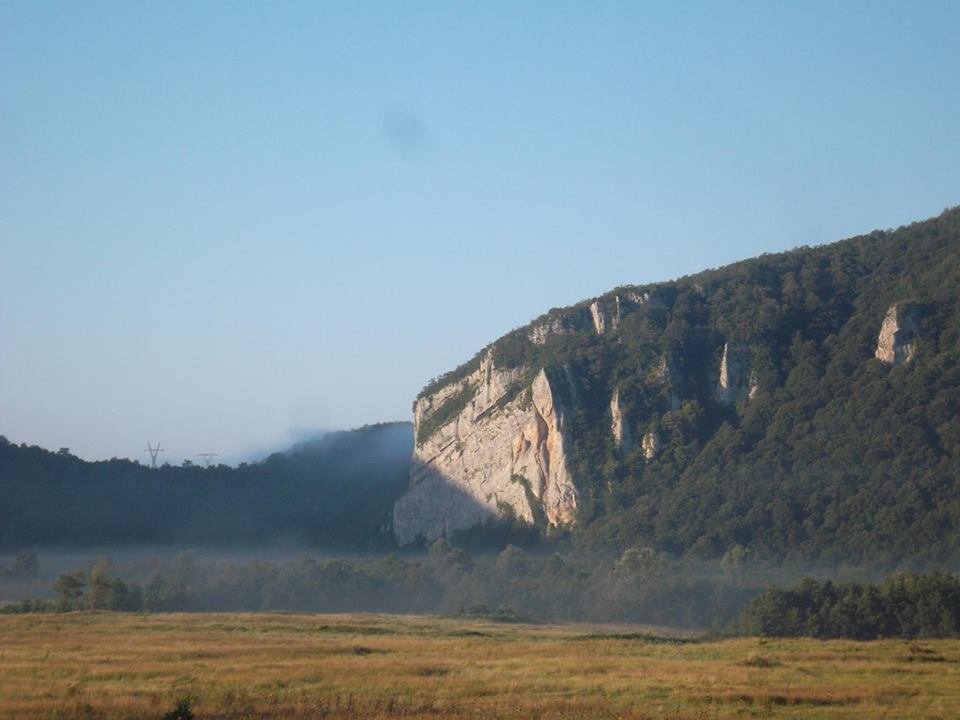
left=529, top=316, right=573, bottom=345
left=642, top=429, right=661, bottom=460
left=876, top=303, right=920, bottom=366
left=610, top=387, right=633, bottom=452
left=531, top=293, right=654, bottom=344
left=389, top=207, right=959, bottom=561
left=394, top=353, right=578, bottom=545
left=653, top=355, right=682, bottom=410
left=589, top=296, right=623, bottom=335
left=590, top=301, right=607, bottom=334
left=715, top=342, right=752, bottom=404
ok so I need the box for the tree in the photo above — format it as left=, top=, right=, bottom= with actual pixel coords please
left=720, top=544, right=751, bottom=580
left=53, top=571, right=86, bottom=610
left=614, top=547, right=665, bottom=585
left=87, top=558, right=113, bottom=610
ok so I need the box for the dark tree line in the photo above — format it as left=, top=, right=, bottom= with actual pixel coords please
left=741, top=573, right=960, bottom=639
left=0, top=424, right=411, bottom=550
left=6, top=547, right=959, bottom=640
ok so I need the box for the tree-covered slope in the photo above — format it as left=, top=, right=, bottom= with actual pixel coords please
left=415, top=207, right=960, bottom=563
left=0, top=423, right=412, bottom=549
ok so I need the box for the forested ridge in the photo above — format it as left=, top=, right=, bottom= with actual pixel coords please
left=419, top=207, right=960, bottom=563
left=0, top=424, right=411, bottom=549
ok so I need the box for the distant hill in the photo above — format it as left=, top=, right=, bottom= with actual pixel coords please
left=395, top=208, right=960, bottom=564
left=0, top=423, right=412, bottom=549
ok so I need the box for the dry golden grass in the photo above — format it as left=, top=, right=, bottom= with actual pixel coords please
left=1, top=612, right=959, bottom=719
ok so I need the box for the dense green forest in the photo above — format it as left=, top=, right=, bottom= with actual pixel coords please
left=741, top=573, right=960, bottom=639
left=0, top=424, right=411, bottom=549
left=418, top=207, right=960, bottom=564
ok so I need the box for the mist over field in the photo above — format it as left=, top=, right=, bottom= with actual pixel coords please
left=4, top=2, right=960, bottom=718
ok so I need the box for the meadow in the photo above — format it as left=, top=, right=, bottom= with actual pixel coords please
left=1, top=612, right=958, bottom=720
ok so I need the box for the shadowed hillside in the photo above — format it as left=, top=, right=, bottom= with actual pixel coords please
left=0, top=423, right=412, bottom=549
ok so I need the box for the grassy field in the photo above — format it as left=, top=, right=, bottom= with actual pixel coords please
left=1, top=613, right=959, bottom=719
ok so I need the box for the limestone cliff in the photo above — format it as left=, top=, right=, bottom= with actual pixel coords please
left=393, top=352, right=578, bottom=545
left=875, top=303, right=920, bottom=366
left=609, top=387, right=633, bottom=452
left=653, top=355, right=682, bottom=411
left=714, top=342, right=754, bottom=404
left=529, top=316, right=574, bottom=345
left=590, top=301, right=607, bottom=335
left=390, top=207, right=960, bottom=562
left=642, top=429, right=661, bottom=460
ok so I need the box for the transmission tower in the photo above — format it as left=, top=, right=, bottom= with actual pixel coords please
left=143, top=442, right=164, bottom=469
left=197, top=453, right=218, bottom=467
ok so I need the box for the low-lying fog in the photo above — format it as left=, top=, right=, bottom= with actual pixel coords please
left=6, top=543, right=952, bottom=631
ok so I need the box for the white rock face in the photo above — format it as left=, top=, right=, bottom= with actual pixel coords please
left=715, top=342, right=752, bottom=404
left=875, top=303, right=919, bottom=366
left=610, top=387, right=633, bottom=452
left=589, top=296, right=623, bottom=335
left=394, top=353, right=579, bottom=545
left=590, top=301, right=607, bottom=334
left=529, top=316, right=573, bottom=345
left=530, top=294, right=634, bottom=343
left=642, top=430, right=661, bottom=460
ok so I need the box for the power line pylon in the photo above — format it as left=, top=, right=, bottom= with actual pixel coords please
left=143, top=442, right=164, bottom=469
left=197, top=453, right=218, bottom=467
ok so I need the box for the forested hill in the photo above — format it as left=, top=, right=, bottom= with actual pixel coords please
left=405, top=207, right=960, bottom=564
left=0, top=423, right=412, bottom=550
left=5, top=209, right=960, bottom=564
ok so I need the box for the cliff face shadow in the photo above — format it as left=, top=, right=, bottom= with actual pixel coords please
left=392, top=463, right=496, bottom=546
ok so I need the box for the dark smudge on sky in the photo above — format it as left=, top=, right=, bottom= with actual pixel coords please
left=381, top=104, right=430, bottom=160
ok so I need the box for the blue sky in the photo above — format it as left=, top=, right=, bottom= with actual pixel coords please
left=2, top=1, right=959, bottom=463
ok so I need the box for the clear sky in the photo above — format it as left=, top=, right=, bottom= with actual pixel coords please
left=2, top=1, right=959, bottom=464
